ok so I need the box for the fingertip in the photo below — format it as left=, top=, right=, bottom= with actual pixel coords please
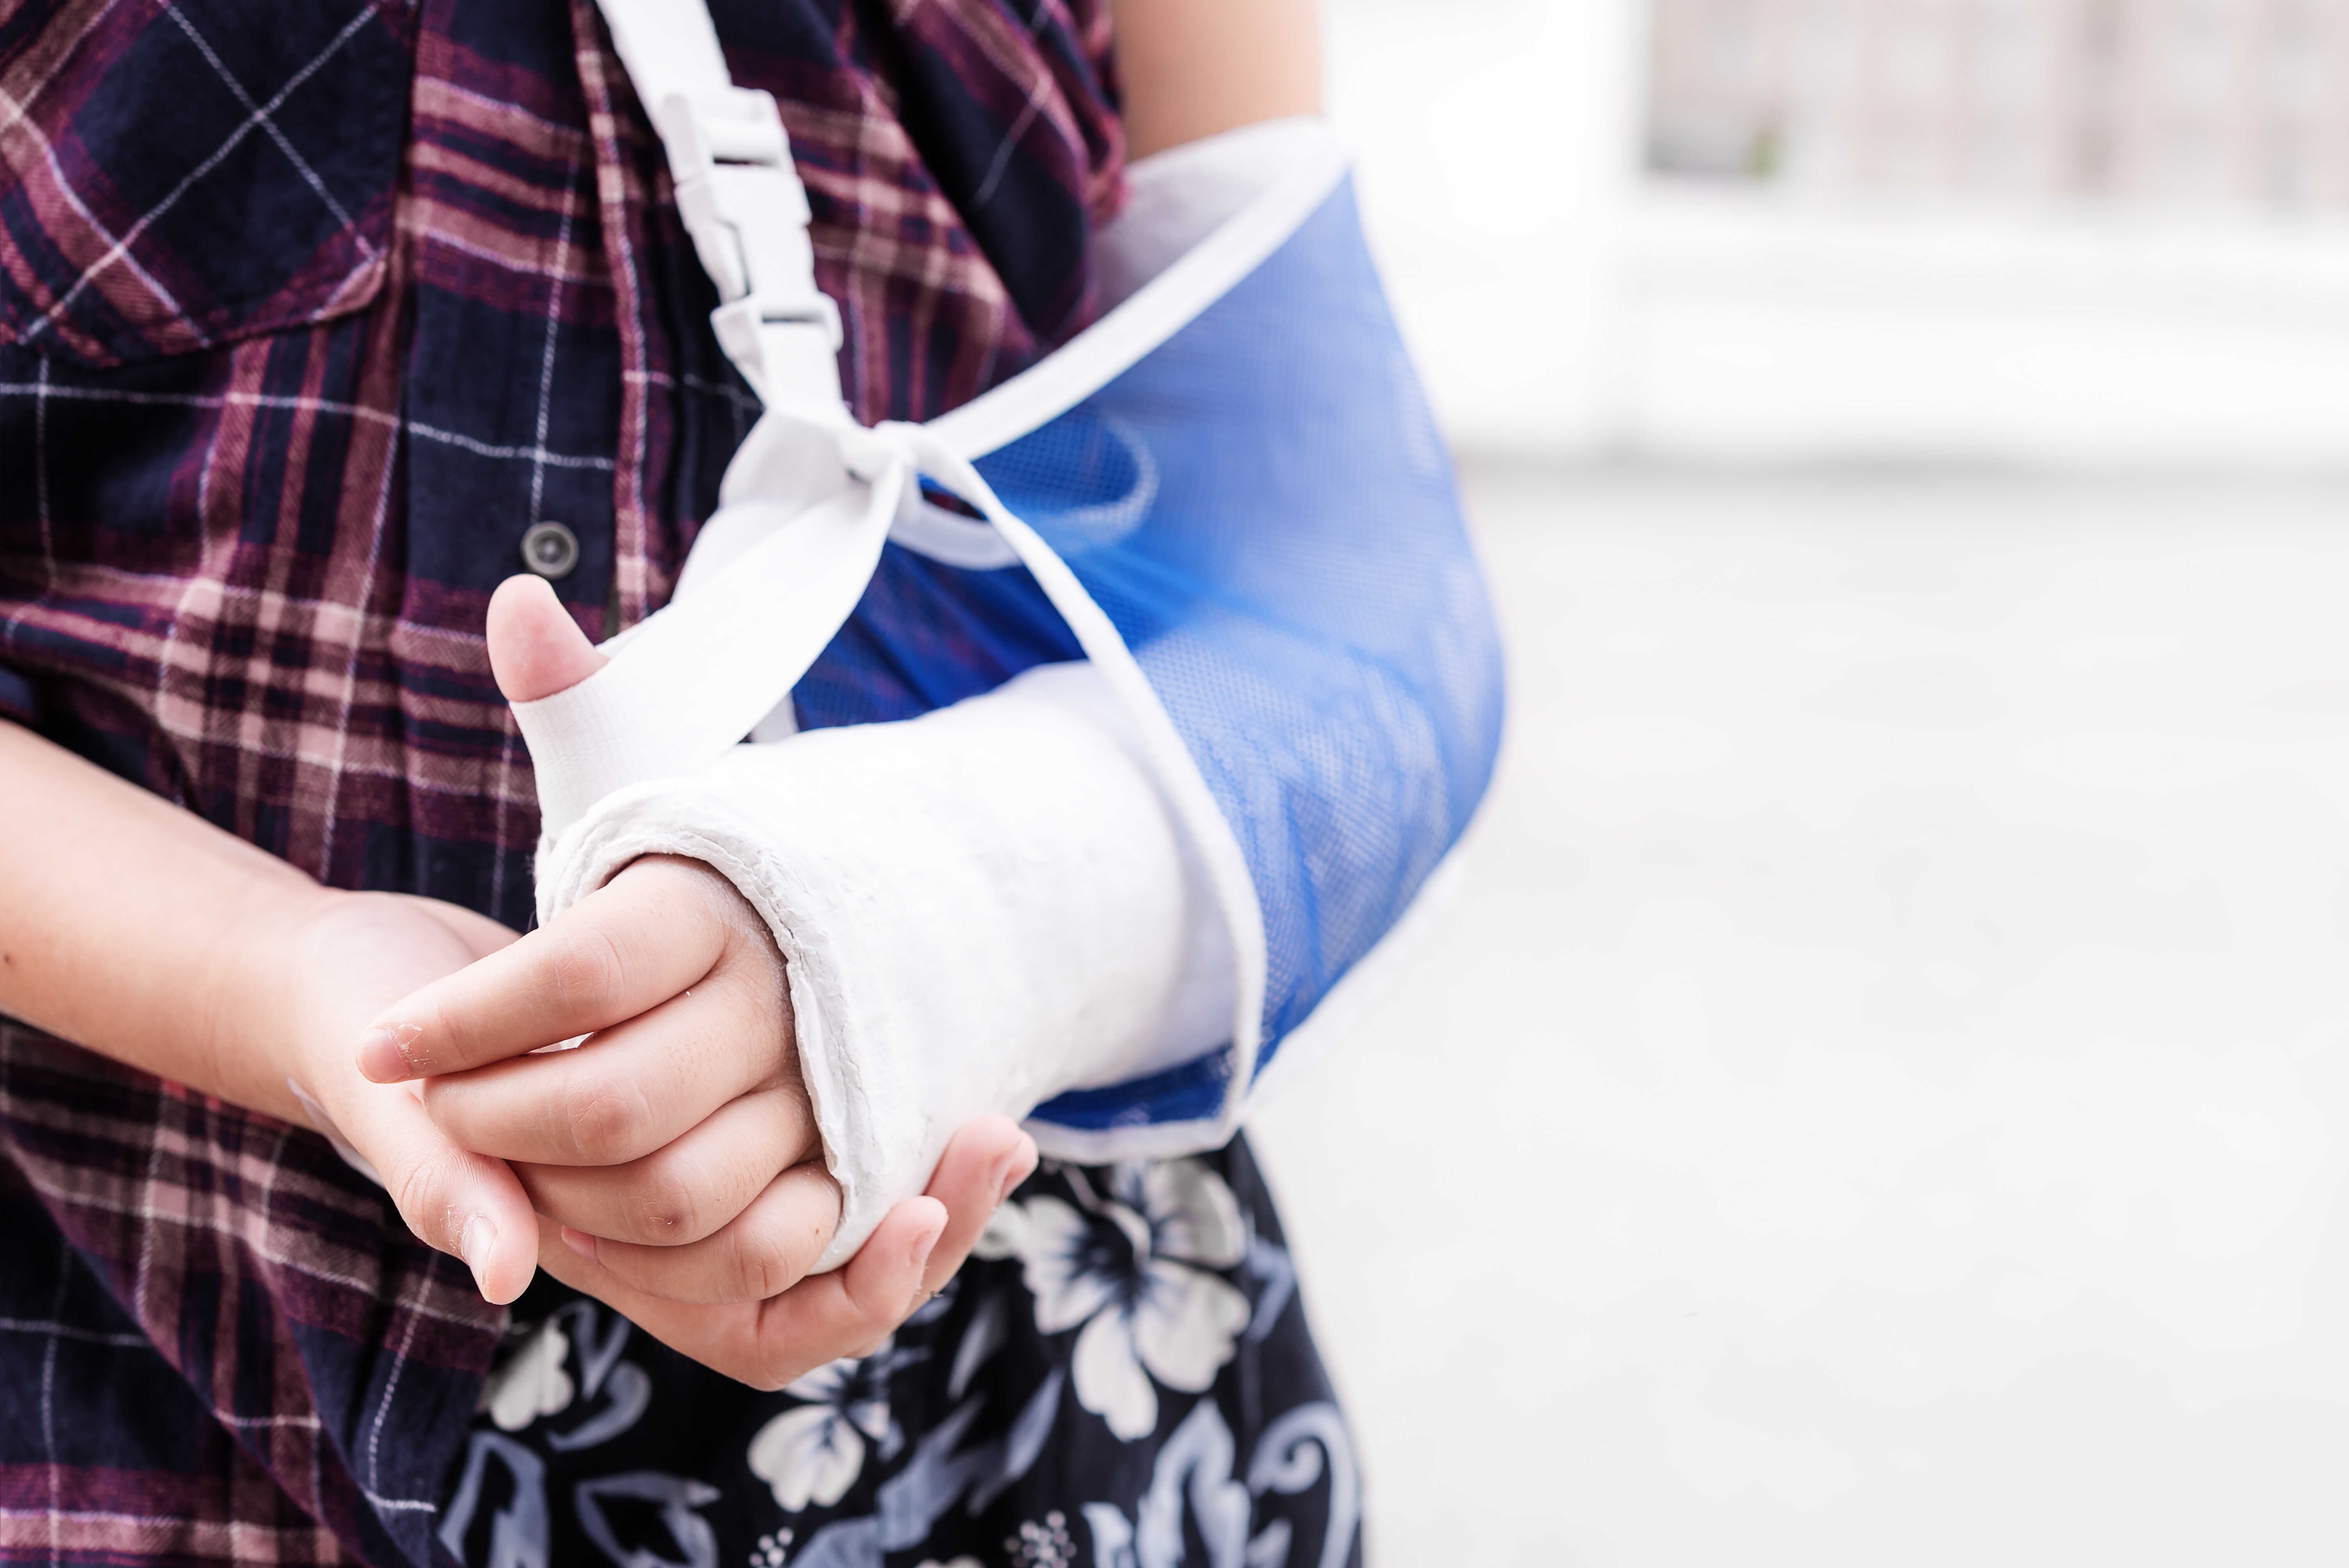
left=477, top=1258, right=536, bottom=1306
left=364, top=1093, right=539, bottom=1303
left=460, top=1211, right=538, bottom=1305
left=915, top=1121, right=1037, bottom=1299
left=930, top=1115, right=1032, bottom=1205
left=902, top=1199, right=948, bottom=1315
left=844, top=1197, right=944, bottom=1310
left=355, top=1022, right=421, bottom=1083
left=905, top=1195, right=948, bottom=1262
left=977, top=1115, right=1035, bottom=1161
left=999, top=1134, right=1040, bottom=1205
left=487, top=573, right=605, bottom=703
left=459, top=1155, right=541, bottom=1304
left=485, top=576, right=563, bottom=654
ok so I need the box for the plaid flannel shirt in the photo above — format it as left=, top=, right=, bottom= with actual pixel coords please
left=0, top=1, right=1123, bottom=1562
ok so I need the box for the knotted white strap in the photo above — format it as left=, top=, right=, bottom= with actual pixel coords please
left=517, top=414, right=1270, bottom=1131
left=513, top=420, right=907, bottom=838
left=520, top=1, right=1018, bottom=832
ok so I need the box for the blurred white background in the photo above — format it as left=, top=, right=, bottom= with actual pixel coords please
left=1244, top=4, right=2349, bottom=1563
left=1324, top=0, right=2349, bottom=465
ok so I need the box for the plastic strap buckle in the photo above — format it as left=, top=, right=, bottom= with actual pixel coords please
left=651, top=86, right=844, bottom=410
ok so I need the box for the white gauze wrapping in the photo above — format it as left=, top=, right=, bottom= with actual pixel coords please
left=530, top=661, right=1233, bottom=1272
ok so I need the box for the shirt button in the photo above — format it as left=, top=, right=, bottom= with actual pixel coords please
left=520, top=521, right=579, bottom=579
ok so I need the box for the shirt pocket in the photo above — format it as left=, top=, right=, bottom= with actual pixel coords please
left=0, top=0, right=416, bottom=369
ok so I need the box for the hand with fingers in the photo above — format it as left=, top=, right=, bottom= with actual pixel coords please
left=344, top=575, right=1038, bottom=1387
left=359, top=849, right=835, bottom=1302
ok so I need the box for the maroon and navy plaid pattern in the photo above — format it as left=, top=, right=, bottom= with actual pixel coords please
left=0, top=1, right=1125, bottom=1562
left=0, top=1024, right=487, bottom=1568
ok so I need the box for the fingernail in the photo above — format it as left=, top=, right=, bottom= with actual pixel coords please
left=459, top=1214, right=497, bottom=1293
left=356, top=1023, right=423, bottom=1082
left=559, top=1225, right=598, bottom=1262
left=992, top=1147, right=1033, bottom=1205
left=907, top=1213, right=946, bottom=1274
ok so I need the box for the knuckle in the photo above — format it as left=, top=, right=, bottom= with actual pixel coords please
left=676, top=856, right=750, bottom=926
left=625, top=1165, right=703, bottom=1244
left=397, top=1000, right=459, bottom=1076
left=507, top=1163, right=559, bottom=1218
left=541, top=925, right=628, bottom=1017
left=389, top=1156, right=456, bottom=1250
left=558, top=1075, right=647, bottom=1163
left=768, top=1078, right=815, bottom=1143
left=730, top=1229, right=789, bottom=1301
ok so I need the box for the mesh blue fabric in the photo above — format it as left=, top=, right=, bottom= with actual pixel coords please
left=793, top=543, right=1080, bottom=727
left=798, top=177, right=1506, bottom=1130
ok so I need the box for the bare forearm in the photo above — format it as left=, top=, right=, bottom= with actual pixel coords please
left=0, top=720, right=322, bottom=1118
left=1109, top=0, right=1322, bottom=160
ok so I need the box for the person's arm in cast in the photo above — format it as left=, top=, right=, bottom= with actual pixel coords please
left=364, top=0, right=1328, bottom=1329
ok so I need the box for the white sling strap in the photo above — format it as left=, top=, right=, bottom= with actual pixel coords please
left=593, top=0, right=843, bottom=417
left=522, top=0, right=1020, bottom=828
left=514, top=0, right=886, bottom=803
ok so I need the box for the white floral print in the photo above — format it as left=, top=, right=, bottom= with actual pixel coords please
left=1006, top=1510, right=1078, bottom=1567
left=481, top=1315, right=573, bottom=1432
left=1002, top=1160, right=1250, bottom=1441
left=449, top=1145, right=1360, bottom=1568
left=745, top=1340, right=896, bottom=1509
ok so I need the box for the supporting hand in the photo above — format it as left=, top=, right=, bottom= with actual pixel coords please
left=361, top=848, right=839, bottom=1304
left=354, top=577, right=1037, bottom=1383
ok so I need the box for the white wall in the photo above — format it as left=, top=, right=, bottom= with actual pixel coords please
left=1327, top=0, right=2349, bottom=467
left=1325, top=0, right=1642, bottom=453
left=1249, top=465, right=2349, bottom=1567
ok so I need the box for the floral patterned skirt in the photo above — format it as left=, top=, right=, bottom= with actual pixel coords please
left=438, top=1134, right=1361, bottom=1568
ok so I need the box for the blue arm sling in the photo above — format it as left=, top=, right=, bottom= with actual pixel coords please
left=520, top=0, right=1507, bottom=1157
